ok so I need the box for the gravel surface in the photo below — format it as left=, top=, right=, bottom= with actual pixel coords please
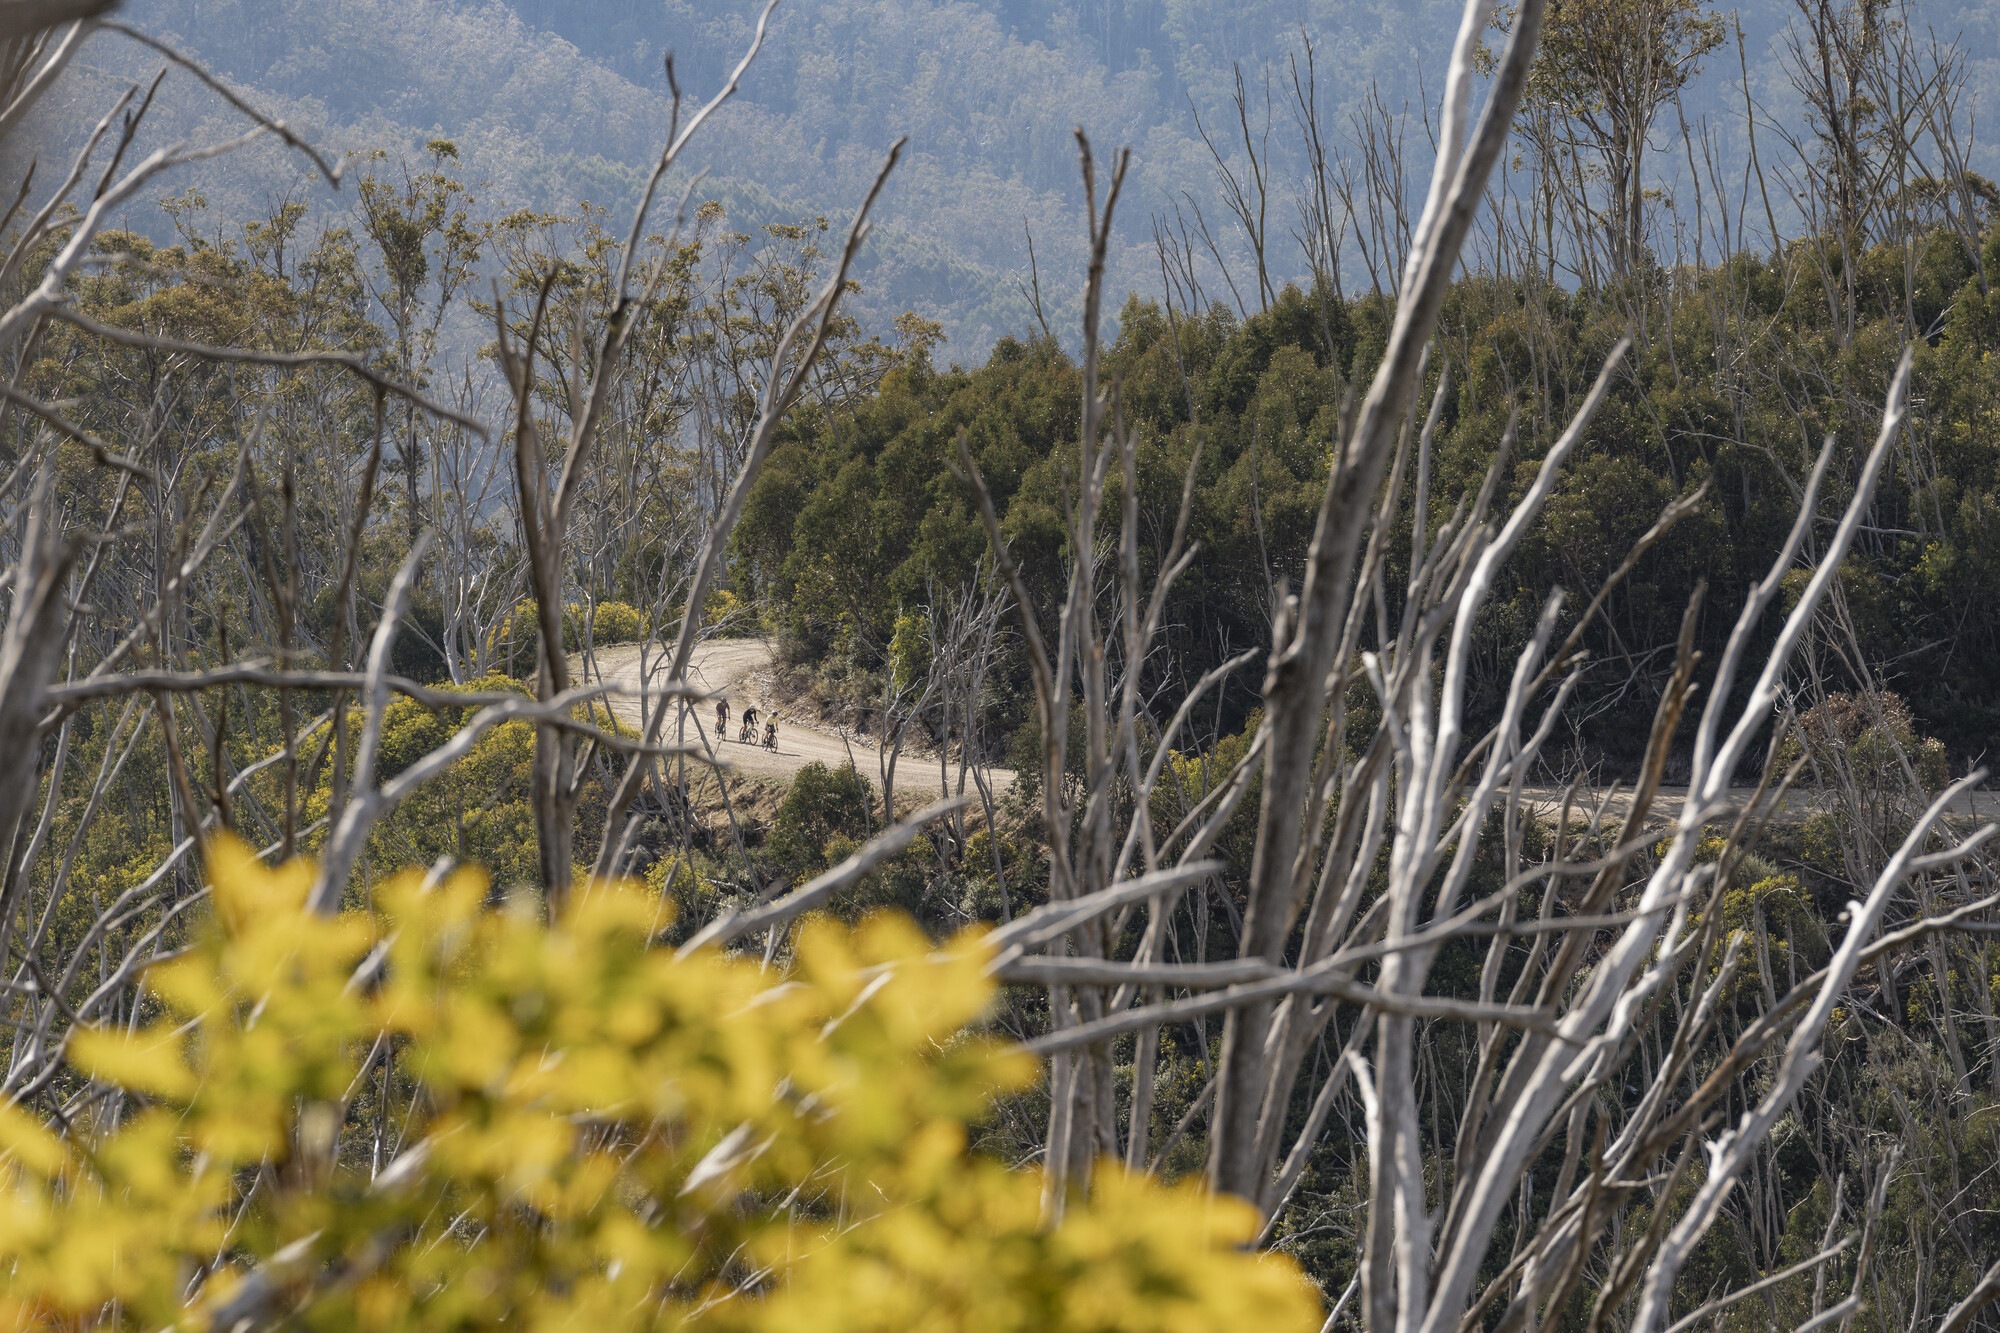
left=583, top=639, right=2000, bottom=829
left=585, top=638, right=1016, bottom=794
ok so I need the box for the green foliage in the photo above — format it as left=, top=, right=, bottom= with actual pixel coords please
left=229, top=676, right=632, bottom=892
left=767, top=763, right=877, bottom=880
left=318, top=677, right=546, bottom=888
left=1153, top=710, right=1265, bottom=871
left=888, top=606, right=930, bottom=693
left=0, top=837, right=1322, bottom=1332
left=743, top=214, right=2000, bottom=772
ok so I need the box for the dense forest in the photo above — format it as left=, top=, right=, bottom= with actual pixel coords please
left=1, top=0, right=1999, bottom=1331
left=735, top=251, right=2000, bottom=774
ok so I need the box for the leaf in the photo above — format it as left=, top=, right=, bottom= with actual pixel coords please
left=68, top=1024, right=197, bottom=1102
left=0, top=1100, right=69, bottom=1177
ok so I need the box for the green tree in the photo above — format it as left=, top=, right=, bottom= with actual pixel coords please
left=357, top=139, right=483, bottom=542
left=1518, top=0, right=1725, bottom=276
left=767, top=762, right=877, bottom=878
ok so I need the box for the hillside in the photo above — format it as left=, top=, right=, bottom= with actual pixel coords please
left=22, top=0, right=1996, bottom=358
left=5, top=1, right=2000, bottom=1326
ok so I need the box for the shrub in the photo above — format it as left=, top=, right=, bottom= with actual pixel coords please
left=767, top=762, right=876, bottom=878
left=592, top=599, right=643, bottom=644
left=488, top=598, right=554, bottom=673
left=704, top=586, right=745, bottom=631
left=274, top=676, right=630, bottom=892
left=490, top=598, right=647, bottom=669
left=1783, top=690, right=1950, bottom=792
left=0, top=836, right=1322, bottom=1333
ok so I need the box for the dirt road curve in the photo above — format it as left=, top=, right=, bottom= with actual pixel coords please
left=586, top=640, right=2000, bottom=827
left=587, top=638, right=1015, bottom=791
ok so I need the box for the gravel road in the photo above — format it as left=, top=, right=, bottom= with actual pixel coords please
left=586, top=638, right=1016, bottom=794
left=584, top=639, right=2000, bottom=828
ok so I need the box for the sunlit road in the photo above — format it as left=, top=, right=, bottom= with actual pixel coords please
left=582, top=640, right=1999, bottom=829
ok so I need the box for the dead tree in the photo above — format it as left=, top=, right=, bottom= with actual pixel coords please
left=961, top=3, right=2000, bottom=1331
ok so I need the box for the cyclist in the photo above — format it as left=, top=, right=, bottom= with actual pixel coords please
left=763, top=720, right=777, bottom=751
left=715, top=698, right=729, bottom=739
left=740, top=704, right=758, bottom=744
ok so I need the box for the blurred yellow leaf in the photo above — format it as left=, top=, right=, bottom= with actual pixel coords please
left=67, top=1024, right=197, bottom=1102
left=0, top=837, right=1323, bottom=1333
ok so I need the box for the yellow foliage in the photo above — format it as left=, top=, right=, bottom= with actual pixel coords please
left=0, top=836, right=1322, bottom=1333
left=593, top=599, right=644, bottom=644
left=281, top=676, right=638, bottom=891
left=704, top=586, right=742, bottom=627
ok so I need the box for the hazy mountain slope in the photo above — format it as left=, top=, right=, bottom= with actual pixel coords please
left=35, top=0, right=1464, bottom=353
left=26, top=0, right=2000, bottom=359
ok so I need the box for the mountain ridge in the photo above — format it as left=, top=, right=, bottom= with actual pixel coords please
left=25, top=0, right=2000, bottom=359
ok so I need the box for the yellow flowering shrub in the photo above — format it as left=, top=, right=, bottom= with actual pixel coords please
left=281, top=677, right=635, bottom=889
left=0, top=836, right=1319, bottom=1333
